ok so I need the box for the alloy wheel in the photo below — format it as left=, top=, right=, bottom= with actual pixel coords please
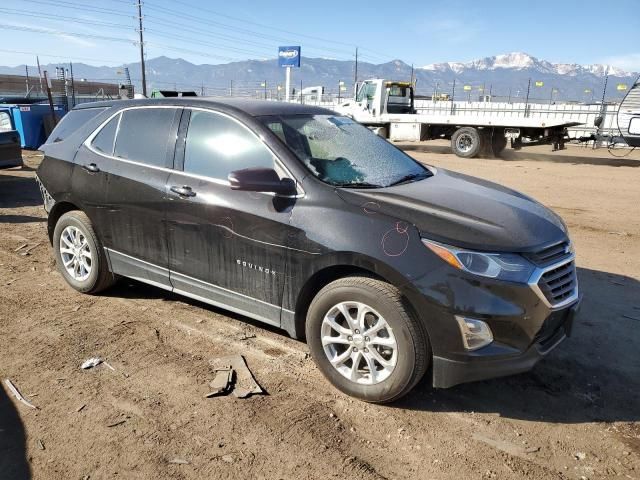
left=321, top=301, right=398, bottom=385
left=59, top=225, right=92, bottom=281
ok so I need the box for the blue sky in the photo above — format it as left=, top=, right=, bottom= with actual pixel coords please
left=0, top=0, right=638, bottom=71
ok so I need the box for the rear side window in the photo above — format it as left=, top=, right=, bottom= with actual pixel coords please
left=114, top=108, right=177, bottom=167
left=91, top=114, right=120, bottom=155
left=47, top=107, right=106, bottom=143
left=183, top=110, right=274, bottom=179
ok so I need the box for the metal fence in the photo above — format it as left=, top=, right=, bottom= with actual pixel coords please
left=0, top=74, right=131, bottom=109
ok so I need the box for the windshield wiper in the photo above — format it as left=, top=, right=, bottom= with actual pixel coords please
left=389, top=172, right=431, bottom=186
left=331, top=181, right=382, bottom=189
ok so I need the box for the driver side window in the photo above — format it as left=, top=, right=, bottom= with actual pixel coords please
left=183, top=110, right=275, bottom=180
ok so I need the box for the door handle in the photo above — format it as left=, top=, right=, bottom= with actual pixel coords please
left=170, top=185, right=196, bottom=197
left=82, top=163, right=100, bottom=173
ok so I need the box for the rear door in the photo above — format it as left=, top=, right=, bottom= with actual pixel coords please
left=0, top=109, right=22, bottom=167
left=165, top=108, right=298, bottom=326
left=79, top=106, right=181, bottom=288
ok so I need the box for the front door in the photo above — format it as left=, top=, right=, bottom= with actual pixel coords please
left=165, top=109, right=298, bottom=326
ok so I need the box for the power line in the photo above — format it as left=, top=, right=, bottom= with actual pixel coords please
left=0, top=8, right=134, bottom=30
left=143, top=4, right=355, bottom=59
left=165, top=0, right=356, bottom=49
left=151, top=0, right=409, bottom=64
left=0, top=48, right=129, bottom=65
left=20, top=0, right=132, bottom=17
left=0, top=24, right=134, bottom=43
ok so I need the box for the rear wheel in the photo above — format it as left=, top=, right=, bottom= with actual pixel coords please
left=491, top=129, right=508, bottom=156
left=306, top=276, right=430, bottom=403
left=53, top=211, right=115, bottom=294
left=451, top=127, right=482, bottom=158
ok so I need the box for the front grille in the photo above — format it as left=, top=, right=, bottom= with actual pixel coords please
left=538, top=260, right=577, bottom=305
left=525, top=241, right=570, bottom=266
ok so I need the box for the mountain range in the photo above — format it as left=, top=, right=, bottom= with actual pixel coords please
left=0, top=52, right=636, bottom=102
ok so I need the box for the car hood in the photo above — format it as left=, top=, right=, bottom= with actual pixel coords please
left=336, top=168, right=567, bottom=252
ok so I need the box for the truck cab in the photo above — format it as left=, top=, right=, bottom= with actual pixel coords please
left=340, top=79, right=415, bottom=121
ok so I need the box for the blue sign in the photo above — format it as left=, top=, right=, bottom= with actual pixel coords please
left=278, top=46, right=301, bottom=68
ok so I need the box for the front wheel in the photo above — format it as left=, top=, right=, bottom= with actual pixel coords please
left=306, top=276, right=430, bottom=403
left=53, top=210, right=115, bottom=294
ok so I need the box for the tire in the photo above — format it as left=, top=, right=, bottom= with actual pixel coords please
left=451, top=127, right=482, bottom=158
left=53, top=210, right=115, bottom=294
left=491, top=129, right=508, bottom=156
left=306, top=276, right=430, bottom=403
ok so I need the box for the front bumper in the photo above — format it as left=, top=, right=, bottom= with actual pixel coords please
left=431, top=296, right=581, bottom=388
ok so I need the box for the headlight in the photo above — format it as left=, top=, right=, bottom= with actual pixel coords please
left=422, top=239, right=535, bottom=283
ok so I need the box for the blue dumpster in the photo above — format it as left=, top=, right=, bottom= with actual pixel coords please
left=0, top=103, right=67, bottom=149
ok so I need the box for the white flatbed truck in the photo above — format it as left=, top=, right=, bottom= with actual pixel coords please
left=334, top=79, right=582, bottom=158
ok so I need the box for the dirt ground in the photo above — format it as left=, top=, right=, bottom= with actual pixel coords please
left=1, top=142, right=639, bottom=480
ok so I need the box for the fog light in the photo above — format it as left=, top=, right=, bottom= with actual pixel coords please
left=455, top=316, right=493, bottom=351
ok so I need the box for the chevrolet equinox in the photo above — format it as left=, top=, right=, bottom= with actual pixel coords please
left=36, top=98, right=581, bottom=403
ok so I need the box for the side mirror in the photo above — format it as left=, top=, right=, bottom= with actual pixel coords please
left=594, top=116, right=603, bottom=128
left=228, top=167, right=297, bottom=196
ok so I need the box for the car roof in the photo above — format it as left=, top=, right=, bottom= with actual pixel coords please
left=75, top=97, right=336, bottom=117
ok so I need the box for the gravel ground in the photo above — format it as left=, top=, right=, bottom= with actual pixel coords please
left=0, top=143, right=639, bottom=480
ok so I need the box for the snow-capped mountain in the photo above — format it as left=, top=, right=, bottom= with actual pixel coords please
left=1, top=52, right=636, bottom=102
left=421, top=52, right=633, bottom=78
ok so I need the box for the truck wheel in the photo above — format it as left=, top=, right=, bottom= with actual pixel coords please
left=451, top=127, right=482, bottom=158
left=491, top=130, right=508, bottom=156
left=306, top=276, right=430, bottom=403
left=53, top=211, right=116, bottom=294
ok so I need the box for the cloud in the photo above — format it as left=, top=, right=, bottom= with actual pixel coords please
left=5, top=20, right=96, bottom=48
left=600, top=53, right=640, bottom=73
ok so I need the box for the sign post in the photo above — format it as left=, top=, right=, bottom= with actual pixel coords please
left=278, top=46, right=301, bottom=102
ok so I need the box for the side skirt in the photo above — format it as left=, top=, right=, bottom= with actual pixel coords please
left=105, top=248, right=283, bottom=328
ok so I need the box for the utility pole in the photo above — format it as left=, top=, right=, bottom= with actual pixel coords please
left=450, top=79, right=456, bottom=114
left=43, top=70, right=57, bottom=127
left=263, top=80, right=267, bottom=100
left=594, top=71, right=609, bottom=149
left=524, top=78, right=531, bottom=117
left=137, top=0, right=147, bottom=97
left=354, top=47, right=358, bottom=86
left=70, top=62, right=76, bottom=107
left=36, top=56, right=43, bottom=94
left=410, top=63, right=414, bottom=85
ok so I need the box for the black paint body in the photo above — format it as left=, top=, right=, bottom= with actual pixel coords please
left=37, top=98, right=580, bottom=388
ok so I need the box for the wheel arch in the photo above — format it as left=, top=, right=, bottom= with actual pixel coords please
left=47, top=201, right=81, bottom=244
left=291, top=254, right=428, bottom=342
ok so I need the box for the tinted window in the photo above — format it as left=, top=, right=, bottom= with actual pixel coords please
left=47, top=107, right=106, bottom=143
left=184, top=110, right=274, bottom=179
left=114, top=108, right=177, bottom=167
left=91, top=114, right=119, bottom=155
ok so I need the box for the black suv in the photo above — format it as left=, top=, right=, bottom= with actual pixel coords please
left=37, top=98, right=580, bottom=403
